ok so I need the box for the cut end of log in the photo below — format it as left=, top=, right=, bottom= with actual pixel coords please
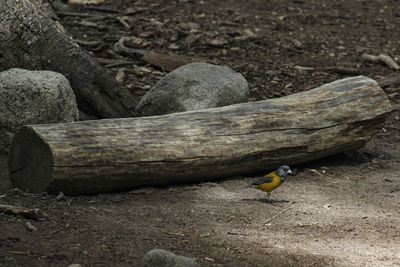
left=9, top=127, right=53, bottom=193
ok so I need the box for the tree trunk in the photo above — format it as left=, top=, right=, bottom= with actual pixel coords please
left=9, top=76, right=392, bottom=195
left=0, top=0, right=136, bottom=118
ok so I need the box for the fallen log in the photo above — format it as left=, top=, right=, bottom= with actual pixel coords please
left=9, top=76, right=392, bottom=195
left=0, top=0, right=135, bottom=118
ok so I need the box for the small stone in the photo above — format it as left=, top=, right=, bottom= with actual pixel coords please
left=24, top=222, right=37, bottom=231
left=292, top=39, right=303, bottom=48
left=168, top=44, right=180, bottom=50
left=141, top=249, right=199, bottom=267
left=208, top=38, right=229, bottom=47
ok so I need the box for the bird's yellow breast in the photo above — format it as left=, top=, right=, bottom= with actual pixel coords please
left=255, top=175, right=282, bottom=192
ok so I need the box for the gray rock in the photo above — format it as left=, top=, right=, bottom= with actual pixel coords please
left=0, top=68, right=78, bottom=153
left=136, top=62, right=249, bottom=116
left=141, top=249, right=199, bottom=267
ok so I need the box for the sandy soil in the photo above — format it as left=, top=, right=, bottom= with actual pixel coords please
left=1, top=0, right=400, bottom=266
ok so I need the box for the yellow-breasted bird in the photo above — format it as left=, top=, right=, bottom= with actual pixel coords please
left=242, top=165, right=292, bottom=198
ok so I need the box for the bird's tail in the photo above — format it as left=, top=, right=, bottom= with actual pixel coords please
left=241, top=184, right=253, bottom=189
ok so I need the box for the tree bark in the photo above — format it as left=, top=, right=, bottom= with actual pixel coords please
left=0, top=0, right=136, bottom=118
left=9, top=76, right=392, bottom=195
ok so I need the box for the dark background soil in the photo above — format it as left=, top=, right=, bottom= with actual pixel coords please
left=1, top=0, right=400, bottom=266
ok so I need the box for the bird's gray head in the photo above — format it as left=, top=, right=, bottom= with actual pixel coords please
left=277, top=165, right=292, bottom=181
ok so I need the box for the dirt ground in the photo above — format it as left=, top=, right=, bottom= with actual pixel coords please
left=1, top=0, right=400, bottom=266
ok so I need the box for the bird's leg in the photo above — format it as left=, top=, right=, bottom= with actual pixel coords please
left=267, top=192, right=271, bottom=199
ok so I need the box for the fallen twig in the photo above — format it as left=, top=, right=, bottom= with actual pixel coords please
left=361, top=53, right=400, bottom=70
left=113, top=37, right=147, bottom=57
left=55, top=192, right=71, bottom=206
left=55, top=11, right=105, bottom=18
left=0, top=204, right=47, bottom=220
left=294, top=65, right=360, bottom=75
left=84, top=6, right=122, bottom=13
left=265, top=201, right=293, bottom=225
left=166, top=232, right=185, bottom=237
left=94, top=57, right=136, bottom=68
left=75, top=39, right=103, bottom=51
left=113, top=37, right=207, bottom=71
left=116, top=16, right=131, bottom=28
left=51, top=223, right=70, bottom=235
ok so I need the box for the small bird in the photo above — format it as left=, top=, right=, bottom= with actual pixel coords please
left=242, top=165, right=292, bottom=199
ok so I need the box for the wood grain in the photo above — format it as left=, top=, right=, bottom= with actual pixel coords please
left=9, top=76, right=392, bottom=195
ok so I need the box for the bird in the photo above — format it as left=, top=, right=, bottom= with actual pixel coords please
left=242, top=165, right=292, bottom=199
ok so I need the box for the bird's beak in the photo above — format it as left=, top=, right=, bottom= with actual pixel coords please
left=288, top=170, right=292, bottom=174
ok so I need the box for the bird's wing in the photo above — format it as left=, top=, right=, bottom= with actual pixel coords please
left=251, top=176, right=274, bottom=185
